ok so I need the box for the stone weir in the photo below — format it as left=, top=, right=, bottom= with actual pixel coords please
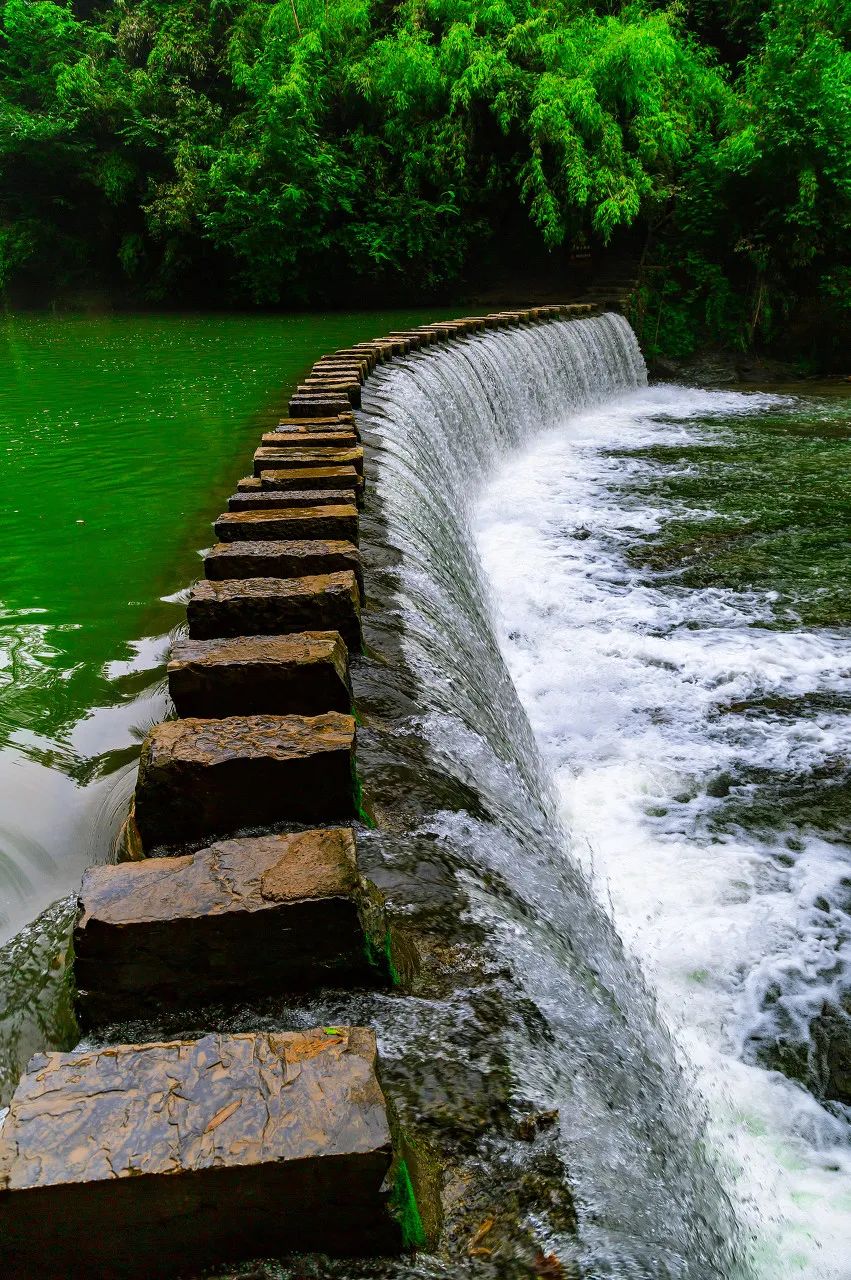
left=0, top=303, right=600, bottom=1279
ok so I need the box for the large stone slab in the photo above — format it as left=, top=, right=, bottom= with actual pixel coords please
left=133, top=712, right=356, bottom=851
left=204, top=538, right=363, bottom=596
left=228, top=488, right=358, bottom=512
left=168, top=632, right=351, bottom=717
left=187, top=573, right=361, bottom=649
left=260, top=429, right=357, bottom=450
left=215, top=505, right=358, bottom=544
left=288, top=395, right=352, bottom=417
left=299, top=379, right=361, bottom=408
left=74, top=829, right=384, bottom=1019
left=253, top=445, right=364, bottom=477
left=0, top=1027, right=401, bottom=1277
left=259, top=465, right=364, bottom=498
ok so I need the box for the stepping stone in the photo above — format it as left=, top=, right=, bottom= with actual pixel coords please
left=277, top=414, right=355, bottom=426
left=311, top=363, right=367, bottom=382
left=187, top=573, right=361, bottom=649
left=228, top=488, right=358, bottom=512
left=134, top=712, right=356, bottom=851
left=74, top=828, right=385, bottom=1020
left=258, top=465, right=363, bottom=498
left=0, top=1027, right=402, bottom=1278
left=168, top=632, right=351, bottom=717
left=215, top=506, right=358, bottom=545
left=253, top=445, right=364, bottom=477
left=289, top=395, right=352, bottom=417
left=273, top=421, right=361, bottom=442
left=299, top=380, right=361, bottom=408
left=260, top=429, right=358, bottom=449
left=204, top=539, right=363, bottom=597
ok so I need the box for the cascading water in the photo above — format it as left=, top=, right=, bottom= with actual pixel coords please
left=358, top=315, right=751, bottom=1278
left=472, top=379, right=851, bottom=1278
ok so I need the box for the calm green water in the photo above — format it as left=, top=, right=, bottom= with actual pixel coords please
left=0, top=310, right=445, bottom=945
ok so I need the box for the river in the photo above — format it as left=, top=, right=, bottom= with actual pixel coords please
left=1, top=311, right=848, bottom=1276
left=474, top=380, right=851, bottom=1276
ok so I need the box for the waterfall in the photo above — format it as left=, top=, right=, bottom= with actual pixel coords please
left=358, top=315, right=749, bottom=1279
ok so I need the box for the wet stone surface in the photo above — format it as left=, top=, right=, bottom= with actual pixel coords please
left=186, top=573, right=362, bottom=650
left=257, top=466, right=364, bottom=499
left=215, top=506, right=360, bottom=545
left=168, top=632, right=351, bottom=718
left=228, top=489, right=358, bottom=512
left=0, top=1027, right=401, bottom=1278
left=133, top=713, right=357, bottom=853
left=253, top=446, right=364, bottom=478
left=73, top=829, right=386, bottom=1021
left=260, top=430, right=358, bottom=450
left=204, top=539, right=364, bottom=597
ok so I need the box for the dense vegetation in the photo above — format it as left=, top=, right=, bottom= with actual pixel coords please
left=1, top=0, right=848, bottom=358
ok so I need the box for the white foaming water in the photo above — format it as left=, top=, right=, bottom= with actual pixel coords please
left=363, top=317, right=751, bottom=1277
left=473, top=384, right=851, bottom=1278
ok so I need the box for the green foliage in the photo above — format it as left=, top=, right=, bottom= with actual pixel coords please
left=0, top=0, right=848, bottom=357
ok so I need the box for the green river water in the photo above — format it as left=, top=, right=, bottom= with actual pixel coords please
left=0, top=310, right=445, bottom=951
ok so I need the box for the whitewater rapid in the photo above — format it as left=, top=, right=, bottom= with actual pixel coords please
left=473, top=384, right=851, bottom=1278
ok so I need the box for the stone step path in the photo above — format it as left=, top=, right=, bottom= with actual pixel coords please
left=203, top=537, right=364, bottom=596
left=0, top=1027, right=403, bottom=1278
left=240, top=464, right=364, bottom=498
left=74, top=828, right=385, bottom=1021
left=260, top=428, right=358, bottom=449
left=258, top=463, right=365, bottom=496
left=2, top=303, right=604, bottom=1276
left=133, top=712, right=357, bottom=852
left=253, top=443, right=365, bottom=477
left=228, top=487, right=358, bottom=512
left=215, top=504, right=359, bottom=543
left=168, top=632, right=351, bottom=717
left=187, top=573, right=362, bottom=647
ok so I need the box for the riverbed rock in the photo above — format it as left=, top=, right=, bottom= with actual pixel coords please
left=168, top=632, right=351, bottom=717
left=133, top=712, right=357, bottom=852
left=74, top=828, right=385, bottom=1020
left=204, top=538, right=363, bottom=596
left=253, top=445, right=364, bottom=477
left=228, top=488, right=358, bottom=512
left=0, top=1027, right=402, bottom=1277
left=187, top=573, right=361, bottom=649
left=215, top=506, right=359, bottom=544
left=811, top=1000, right=851, bottom=1105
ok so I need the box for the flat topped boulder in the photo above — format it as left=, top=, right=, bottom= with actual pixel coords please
left=187, top=573, right=361, bottom=650
left=260, top=429, right=357, bottom=449
left=74, top=829, right=385, bottom=1020
left=258, top=465, right=364, bottom=497
left=228, top=488, right=358, bottom=512
left=253, top=445, right=364, bottom=477
left=277, top=414, right=355, bottom=427
left=204, top=538, right=363, bottom=596
left=215, top=505, right=358, bottom=544
left=133, top=712, right=356, bottom=852
left=168, top=631, right=351, bottom=717
left=0, top=1027, right=403, bottom=1277
left=288, top=395, right=352, bottom=417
